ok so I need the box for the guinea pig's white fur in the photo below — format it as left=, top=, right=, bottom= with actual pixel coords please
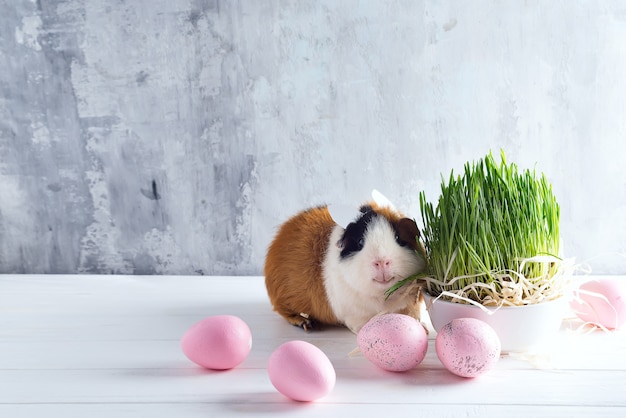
left=322, top=216, right=425, bottom=333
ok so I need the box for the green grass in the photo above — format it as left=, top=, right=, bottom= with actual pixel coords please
left=388, top=151, right=569, bottom=306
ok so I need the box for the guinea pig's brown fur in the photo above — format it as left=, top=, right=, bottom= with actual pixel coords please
left=264, top=201, right=424, bottom=332
left=264, top=206, right=338, bottom=328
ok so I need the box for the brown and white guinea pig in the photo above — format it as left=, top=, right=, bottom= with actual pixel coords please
left=264, top=201, right=425, bottom=333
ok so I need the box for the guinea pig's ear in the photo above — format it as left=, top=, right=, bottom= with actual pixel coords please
left=396, top=218, right=421, bottom=248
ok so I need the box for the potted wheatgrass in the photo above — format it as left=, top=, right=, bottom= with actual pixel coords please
left=389, top=151, right=574, bottom=352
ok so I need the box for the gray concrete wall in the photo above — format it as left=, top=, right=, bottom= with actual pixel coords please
left=1, top=0, right=625, bottom=275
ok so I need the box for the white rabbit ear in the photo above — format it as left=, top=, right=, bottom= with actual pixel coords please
left=327, top=203, right=355, bottom=228
left=371, top=189, right=397, bottom=212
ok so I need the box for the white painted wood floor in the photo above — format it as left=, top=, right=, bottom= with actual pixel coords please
left=1, top=275, right=625, bottom=417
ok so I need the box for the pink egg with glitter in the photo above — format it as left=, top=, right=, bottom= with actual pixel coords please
left=268, top=340, right=336, bottom=402
left=570, top=279, right=626, bottom=330
left=357, top=313, right=428, bottom=372
left=436, top=318, right=501, bottom=378
left=181, top=315, right=252, bottom=370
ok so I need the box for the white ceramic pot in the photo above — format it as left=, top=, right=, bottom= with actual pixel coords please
left=423, top=292, right=567, bottom=353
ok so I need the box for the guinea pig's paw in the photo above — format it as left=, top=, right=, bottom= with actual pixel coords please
left=287, top=312, right=315, bottom=331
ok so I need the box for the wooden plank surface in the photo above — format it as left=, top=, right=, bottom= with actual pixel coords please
left=1, top=274, right=625, bottom=417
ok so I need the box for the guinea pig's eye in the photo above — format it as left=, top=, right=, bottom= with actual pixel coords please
left=358, top=238, right=364, bottom=249
left=395, top=234, right=407, bottom=247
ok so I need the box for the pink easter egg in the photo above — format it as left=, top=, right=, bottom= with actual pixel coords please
left=357, top=313, right=428, bottom=372
left=181, top=315, right=252, bottom=370
left=267, top=340, right=336, bottom=402
left=570, top=279, right=626, bottom=330
left=436, top=318, right=501, bottom=378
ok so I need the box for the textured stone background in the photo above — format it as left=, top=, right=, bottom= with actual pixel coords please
left=1, top=0, right=625, bottom=275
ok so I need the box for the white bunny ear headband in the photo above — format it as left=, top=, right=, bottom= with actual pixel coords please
left=371, top=189, right=397, bottom=212
left=327, top=189, right=397, bottom=228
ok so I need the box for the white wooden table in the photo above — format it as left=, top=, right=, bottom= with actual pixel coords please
left=1, top=275, right=625, bottom=417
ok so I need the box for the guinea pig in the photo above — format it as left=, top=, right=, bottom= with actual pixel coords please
left=264, top=201, right=425, bottom=333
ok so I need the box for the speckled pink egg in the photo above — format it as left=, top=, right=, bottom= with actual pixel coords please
left=436, top=318, right=501, bottom=378
left=357, top=313, right=428, bottom=372
left=570, top=279, right=626, bottom=330
left=267, top=340, right=336, bottom=402
left=181, top=315, right=252, bottom=370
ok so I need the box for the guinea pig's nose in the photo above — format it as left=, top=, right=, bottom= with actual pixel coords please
left=373, top=258, right=391, bottom=270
